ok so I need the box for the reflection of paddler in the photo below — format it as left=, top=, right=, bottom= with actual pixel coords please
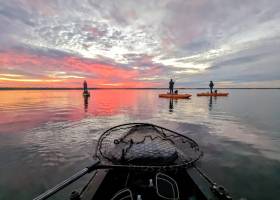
left=208, top=96, right=218, bottom=111
left=84, top=95, right=89, bottom=112
left=169, top=98, right=174, bottom=112
left=209, top=96, right=213, bottom=111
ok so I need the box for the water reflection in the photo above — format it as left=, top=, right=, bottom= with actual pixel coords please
left=0, top=90, right=280, bottom=200
left=169, top=98, right=173, bottom=112
left=87, top=90, right=140, bottom=116
left=0, top=90, right=142, bottom=124
left=208, top=96, right=217, bottom=111
left=84, top=95, right=89, bottom=112
left=209, top=96, right=213, bottom=111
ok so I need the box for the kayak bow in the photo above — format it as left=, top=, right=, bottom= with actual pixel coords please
left=33, top=123, right=232, bottom=200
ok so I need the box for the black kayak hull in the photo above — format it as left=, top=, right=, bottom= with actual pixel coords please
left=79, top=168, right=220, bottom=200
left=32, top=123, right=233, bottom=200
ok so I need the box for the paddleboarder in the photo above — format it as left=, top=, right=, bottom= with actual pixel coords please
left=209, top=81, right=214, bottom=93
left=83, top=80, right=89, bottom=95
left=169, top=79, right=175, bottom=94
left=83, top=80, right=88, bottom=91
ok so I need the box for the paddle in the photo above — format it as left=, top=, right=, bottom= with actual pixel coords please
left=33, top=160, right=100, bottom=200
left=193, top=166, right=232, bottom=200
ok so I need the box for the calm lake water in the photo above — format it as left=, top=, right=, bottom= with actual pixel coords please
left=0, top=89, right=279, bottom=200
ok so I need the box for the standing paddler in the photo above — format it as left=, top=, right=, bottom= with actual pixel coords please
left=169, top=79, right=175, bottom=94
left=83, top=80, right=90, bottom=96
left=209, top=81, right=214, bottom=93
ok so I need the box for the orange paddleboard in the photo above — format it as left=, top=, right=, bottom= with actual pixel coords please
left=197, top=92, right=229, bottom=97
left=159, top=93, right=192, bottom=99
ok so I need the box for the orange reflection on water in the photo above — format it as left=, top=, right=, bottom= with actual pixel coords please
left=0, top=91, right=75, bottom=133
left=0, top=90, right=153, bottom=133
left=83, top=90, right=142, bottom=116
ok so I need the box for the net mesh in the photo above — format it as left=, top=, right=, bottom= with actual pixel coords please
left=93, top=123, right=203, bottom=170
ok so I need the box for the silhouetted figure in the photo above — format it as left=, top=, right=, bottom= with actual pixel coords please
left=83, top=80, right=88, bottom=93
left=83, top=80, right=90, bottom=97
left=209, top=81, right=214, bottom=93
left=169, top=79, right=175, bottom=94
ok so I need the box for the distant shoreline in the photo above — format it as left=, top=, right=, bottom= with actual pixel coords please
left=0, top=87, right=279, bottom=90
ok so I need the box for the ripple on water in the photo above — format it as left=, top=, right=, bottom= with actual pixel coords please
left=20, top=118, right=113, bottom=169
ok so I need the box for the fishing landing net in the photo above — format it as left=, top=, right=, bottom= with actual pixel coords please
left=93, top=123, right=203, bottom=170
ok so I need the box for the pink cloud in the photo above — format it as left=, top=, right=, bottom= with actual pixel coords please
left=0, top=51, right=161, bottom=87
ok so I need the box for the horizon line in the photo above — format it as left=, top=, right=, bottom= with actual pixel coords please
left=0, top=87, right=280, bottom=90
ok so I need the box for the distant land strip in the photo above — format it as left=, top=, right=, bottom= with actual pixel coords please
left=0, top=87, right=279, bottom=90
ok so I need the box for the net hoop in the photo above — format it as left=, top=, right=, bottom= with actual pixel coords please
left=93, top=123, right=203, bottom=170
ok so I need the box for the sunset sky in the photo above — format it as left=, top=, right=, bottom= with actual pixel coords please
left=0, top=0, right=280, bottom=88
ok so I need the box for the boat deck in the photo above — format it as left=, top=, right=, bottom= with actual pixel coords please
left=81, top=168, right=208, bottom=200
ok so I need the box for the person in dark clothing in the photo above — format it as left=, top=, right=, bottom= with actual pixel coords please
left=83, top=80, right=88, bottom=94
left=209, top=81, right=214, bottom=93
left=169, top=79, right=175, bottom=94
left=83, top=80, right=88, bottom=91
